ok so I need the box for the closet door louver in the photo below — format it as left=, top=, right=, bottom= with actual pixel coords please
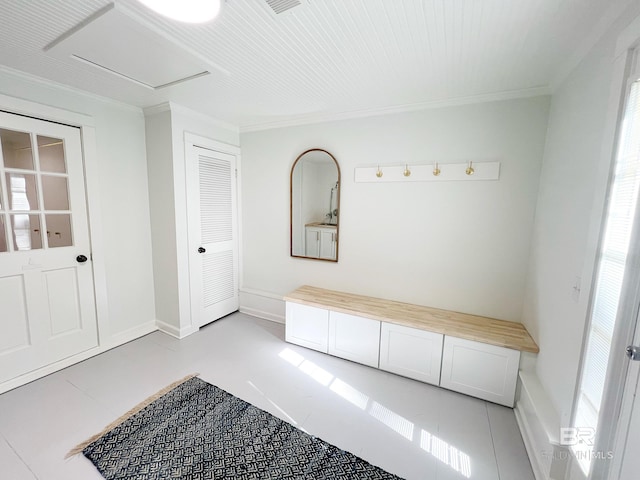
left=200, top=158, right=232, bottom=245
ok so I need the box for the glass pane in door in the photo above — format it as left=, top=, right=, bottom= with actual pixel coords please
left=37, top=136, right=66, bottom=173
left=11, top=214, right=42, bottom=250
left=5, top=173, right=39, bottom=211
left=42, top=176, right=69, bottom=210
left=45, top=214, right=72, bottom=248
left=0, top=129, right=34, bottom=170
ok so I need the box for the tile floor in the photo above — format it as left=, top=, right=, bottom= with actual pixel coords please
left=0, top=313, right=535, bottom=480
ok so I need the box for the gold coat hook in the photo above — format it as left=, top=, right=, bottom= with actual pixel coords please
left=433, top=162, right=441, bottom=176
left=376, top=165, right=383, bottom=178
left=403, top=164, right=411, bottom=177
left=465, top=161, right=475, bottom=176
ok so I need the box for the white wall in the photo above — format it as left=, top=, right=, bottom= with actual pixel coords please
left=0, top=67, right=156, bottom=340
left=521, top=0, right=640, bottom=433
left=145, top=110, right=179, bottom=329
left=240, top=96, right=550, bottom=322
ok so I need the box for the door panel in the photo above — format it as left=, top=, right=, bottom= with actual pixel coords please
left=285, top=302, right=329, bottom=353
left=328, top=312, right=381, bottom=368
left=618, top=369, right=640, bottom=479
left=0, top=112, right=97, bottom=385
left=187, top=145, right=239, bottom=328
left=319, top=229, right=335, bottom=260
left=440, top=336, right=519, bottom=407
left=200, top=158, right=233, bottom=243
left=379, top=322, right=443, bottom=385
left=305, top=228, right=319, bottom=257
left=202, top=250, right=235, bottom=307
left=44, top=268, right=81, bottom=336
left=0, top=276, right=29, bottom=353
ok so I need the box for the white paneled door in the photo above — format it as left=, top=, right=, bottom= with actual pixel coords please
left=0, top=112, right=97, bottom=385
left=187, top=145, right=239, bottom=328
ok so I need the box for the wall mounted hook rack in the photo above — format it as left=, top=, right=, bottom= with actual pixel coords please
left=354, top=161, right=500, bottom=183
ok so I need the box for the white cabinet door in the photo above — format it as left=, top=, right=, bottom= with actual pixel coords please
left=305, top=227, right=320, bottom=258
left=328, top=312, right=380, bottom=367
left=379, top=323, right=443, bottom=385
left=285, top=302, right=329, bottom=353
left=318, top=229, right=336, bottom=260
left=440, top=336, right=520, bottom=407
left=305, top=226, right=337, bottom=260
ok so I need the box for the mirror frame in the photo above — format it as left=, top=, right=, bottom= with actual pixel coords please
left=290, top=148, right=341, bottom=262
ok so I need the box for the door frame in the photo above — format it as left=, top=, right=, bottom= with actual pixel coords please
left=602, top=29, right=640, bottom=478
left=0, top=93, right=109, bottom=392
left=183, top=132, right=242, bottom=329
left=573, top=14, right=640, bottom=480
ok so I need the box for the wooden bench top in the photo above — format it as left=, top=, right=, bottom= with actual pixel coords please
left=284, top=285, right=539, bottom=353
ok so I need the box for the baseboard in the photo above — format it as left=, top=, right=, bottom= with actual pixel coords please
left=515, top=371, right=571, bottom=480
left=107, top=320, right=158, bottom=347
left=239, top=288, right=285, bottom=323
left=0, top=320, right=158, bottom=395
left=155, top=319, right=198, bottom=339
left=239, top=306, right=285, bottom=324
left=515, top=397, right=550, bottom=480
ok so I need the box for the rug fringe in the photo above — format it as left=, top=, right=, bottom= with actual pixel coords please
left=66, top=373, right=199, bottom=459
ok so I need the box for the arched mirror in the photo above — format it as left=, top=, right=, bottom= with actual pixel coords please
left=290, top=149, right=340, bottom=262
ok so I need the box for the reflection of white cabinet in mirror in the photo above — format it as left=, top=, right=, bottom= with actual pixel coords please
left=305, top=223, right=337, bottom=260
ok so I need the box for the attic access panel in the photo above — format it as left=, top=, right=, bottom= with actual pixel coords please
left=45, top=3, right=214, bottom=90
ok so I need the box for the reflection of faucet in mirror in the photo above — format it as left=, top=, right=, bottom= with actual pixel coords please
left=325, top=181, right=339, bottom=225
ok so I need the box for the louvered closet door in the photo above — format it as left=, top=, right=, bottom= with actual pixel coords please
left=187, top=146, right=239, bottom=328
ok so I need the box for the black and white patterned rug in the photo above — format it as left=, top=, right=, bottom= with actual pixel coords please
left=80, top=376, right=404, bottom=479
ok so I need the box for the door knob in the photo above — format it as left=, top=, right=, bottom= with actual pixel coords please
left=198, top=247, right=206, bottom=253
left=626, top=345, right=640, bottom=361
left=76, top=254, right=88, bottom=263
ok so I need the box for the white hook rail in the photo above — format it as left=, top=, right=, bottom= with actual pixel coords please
left=354, top=161, right=500, bottom=183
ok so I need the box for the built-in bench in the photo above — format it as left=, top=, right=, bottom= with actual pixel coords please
left=283, top=285, right=539, bottom=407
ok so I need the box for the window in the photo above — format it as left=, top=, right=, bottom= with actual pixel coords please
left=573, top=74, right=640, bottom=474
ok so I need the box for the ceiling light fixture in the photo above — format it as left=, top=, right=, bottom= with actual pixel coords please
left=136, top=0, right=222, bottom=23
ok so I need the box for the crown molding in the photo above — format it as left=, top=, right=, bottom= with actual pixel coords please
left=142, top=102, right=171, bottom=116
left=239, top=86, right=552, bottom=133
left=550, top=0, right=636, bottom=91
left=0, top=64, right=143, bottom=115
left=144, top=101, right=239, bottom=133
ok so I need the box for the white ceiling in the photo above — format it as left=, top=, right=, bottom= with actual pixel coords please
left=0, top=0, right=633, bottom=130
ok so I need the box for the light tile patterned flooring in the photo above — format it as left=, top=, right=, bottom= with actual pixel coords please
left=0, top=313, right=535, bottom=479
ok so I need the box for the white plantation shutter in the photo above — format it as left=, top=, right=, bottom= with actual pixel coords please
left=574, top=79, right=640, bottom=473
left=199, top=153, right=236, bottom=307
left=203, top=250, right=235, bottom=307
left=200, top=158, right=233, bottom=244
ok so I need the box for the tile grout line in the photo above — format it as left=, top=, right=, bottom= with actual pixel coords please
left=485, top=402, right=502, bottom=480
left=0, top=429, right=40, bottom=479
left=64, top=377, right=123, bottom=419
